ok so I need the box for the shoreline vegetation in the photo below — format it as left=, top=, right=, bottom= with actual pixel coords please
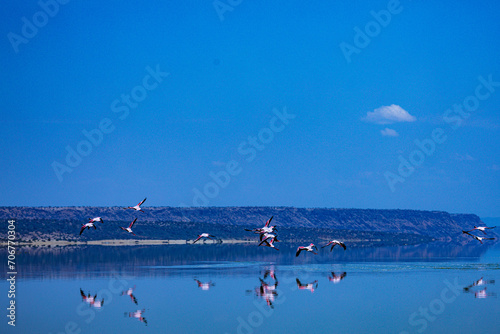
left=1, top=237, right=447, bottom=248
left=0, top=239, right=256, bottom=247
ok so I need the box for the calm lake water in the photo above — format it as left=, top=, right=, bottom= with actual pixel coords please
left=1, top=243, right=499, bottom=334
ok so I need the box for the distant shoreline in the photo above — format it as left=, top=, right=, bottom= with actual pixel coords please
left=1, top=207, right=487, bottom=245
left=1, top=237, right=455, bottom=247
left=0, top=239, right=257, bottom=247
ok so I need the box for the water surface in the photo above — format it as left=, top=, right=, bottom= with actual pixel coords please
left=1, top=243, right=499, bottom=333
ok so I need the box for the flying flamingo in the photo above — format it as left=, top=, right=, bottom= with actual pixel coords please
left=192, top=233, right=217, bottom=243
left=245, top=216, right=277, bottom=234
left=261, top=216, right=274, bottom=228
left=88, top=217, right=104, bottom=224
left=124, top=198, right=147, bottom=212
left=322, top=240, right=346, bottom=251
left=80, top=222, right=96, bottom=235
left=296, top=243, right=318, bottom=257
left=259, top=237, right=279, bottom=250
left=462, top=230, right=495, bottom=244
left=466, top=226, right=496, bottom=235
left=120, top=218, right=138, bottom=236
left=260, top=233, right=279, bottom=243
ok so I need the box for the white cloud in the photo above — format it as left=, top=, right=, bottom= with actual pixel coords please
left=380, top=128, right=399, bottom=137
left=363, top=104, right=416, bottom=124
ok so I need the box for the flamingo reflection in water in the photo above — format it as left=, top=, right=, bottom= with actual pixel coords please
left=121, top=286, right=138, bottom=305
left=328, top=272, right=347, bottom=284
left=463, top=277, right=496, bottom=298
left=296, top=278, right=318, bottom=293
left=194, top=279, right=215, bottom=290
left=80, top=289, right=104, bottom=309
left=474, top=288, right=497, bottom=299
left=248, top=268, right=279, bottom=308
left=125, top=309, right=147, bottom=326
left=263, top=268, right=277, bottom=280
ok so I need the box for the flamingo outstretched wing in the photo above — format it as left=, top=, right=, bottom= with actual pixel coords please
left=264, top=216, right=273, bottom=227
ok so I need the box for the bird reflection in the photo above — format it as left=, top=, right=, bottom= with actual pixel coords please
left=463, top=277, right=495, bottom=291
left=125, top=309, right=147, bottom=326
left=194, top=279, right=215, bottom=290
left=121, top=286, right=138, bottom=305
left=248, top=268, right=279, bottom=308
left=80, top=289, right=104, bottom=309
left=256, top=279, right=279, bottom=308
left=263, top=268, right=276, bottom=280
left=296, top=278, right=318, bottom=293
left=474, top=288, right=496, bottom=299
left=328, top=272, right=347, bottom=284
left=463, top=277, right=496, bottom=298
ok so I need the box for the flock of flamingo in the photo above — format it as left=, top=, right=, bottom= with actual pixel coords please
left=78, top=198, right=350, bottom=256
left=76, top=199, right=496, bottom=325
left=79, top=197, right=496, bottom=252
left=80, top=198, right=146, bottom=236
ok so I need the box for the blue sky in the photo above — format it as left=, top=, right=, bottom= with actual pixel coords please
left=1, top=0, right=499, bottom=216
